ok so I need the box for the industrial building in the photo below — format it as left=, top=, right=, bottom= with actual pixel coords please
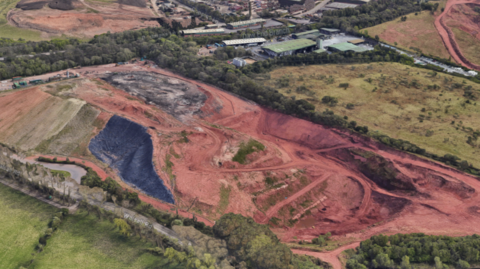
left=226, top=19, right=266, bottom=29
left=320, top=28, right=341, bottom=35
left=222, top=38, right=266, bottom=47
left=181, top=28, right=225, bottom=36
left=347, top=39, right=366, bottom=45
left=326, top=42, right=368, bottom=53
left=292, top=29, right=326, bottom=40
left=262, top=39, right=318, bottom=57
left=321, top=2, right=358, bottom=10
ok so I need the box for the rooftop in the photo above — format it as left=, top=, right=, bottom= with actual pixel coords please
left=227, top=18, right=265, bottom=26
left=293, top=29, right=320, bottom=36
left=347, top=39, right=366, bottom=44
left=182, top=28, right=225, bottom=34
left=327, top=42, right=368, bottom=52
left=320, top=28, right=341, bottom=33
left=263, top=39, right=317, bottom=53
left=222, top=38, right=267, bottom=45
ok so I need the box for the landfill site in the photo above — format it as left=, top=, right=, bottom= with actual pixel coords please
left=1, top=61, right=480, bottom=253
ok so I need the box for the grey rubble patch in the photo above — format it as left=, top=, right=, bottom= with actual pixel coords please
left=102, top=72, right=208, bottom=121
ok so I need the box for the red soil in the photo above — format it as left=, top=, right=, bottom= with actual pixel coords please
left=15, top=63, right=480, bottom=267
left=434, top=0, right=480, bottom=70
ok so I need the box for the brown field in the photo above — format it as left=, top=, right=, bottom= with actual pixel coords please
left=364, top=3, right=450, bottom=59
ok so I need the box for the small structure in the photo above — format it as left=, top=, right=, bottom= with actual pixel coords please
left=320, top=28, right=341, bottom=35
left=13, top=81, right=27, bottom=88
left=11, top=76, right=23, bottom=82
left=292, top=29, right=326, bottom=41
left=181, top=28, right=225, bottom=36
left=226, top=19, right=265, bottom=29
left=233, top=58, right=247, bottom=67
left=347, top=39, right=366, bottom=45
left=322, top=2, right=358, bottom=10
left=262, top=39, right=317, bottom=57
left=313, top=48, right=326, bottom=54
left=29, top=79, right=44, bottom=85
left=327, top=42, right=368, bottom=53
left=222, top=38, right=266, bottom=47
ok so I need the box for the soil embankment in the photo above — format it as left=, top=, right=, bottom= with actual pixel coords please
left=89, top=115, right=175, bottom=204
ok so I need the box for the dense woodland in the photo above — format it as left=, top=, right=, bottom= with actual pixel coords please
left=347, top=233, right=480, bottom=269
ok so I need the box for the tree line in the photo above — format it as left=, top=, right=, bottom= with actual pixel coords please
left=347, top=233, right=480, bottom=269
left=311, top=0, right=437, bottom=33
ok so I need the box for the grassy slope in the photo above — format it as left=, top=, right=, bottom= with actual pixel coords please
left=364, top=3, right=450, bottom=60
left=31, top=211, right=179, bottom=269
left=262, top=63, right=480, bottom=167
left=0, top=0, right=42, bottom=41
left=451, top=27, right=480, bottom=66
left=0, top=183, right=178, bottom=269
left=0, top=183, right=57, bottom=268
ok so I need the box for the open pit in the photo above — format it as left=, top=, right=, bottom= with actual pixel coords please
left=89, top=115, right=175, bottom=204
left=3, top=63, right=480, bottom=262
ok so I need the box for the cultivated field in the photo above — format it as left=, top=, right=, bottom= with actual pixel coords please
left=364, top=4, right=450, bottom=59
left=262, top=63, right=480, bottom=168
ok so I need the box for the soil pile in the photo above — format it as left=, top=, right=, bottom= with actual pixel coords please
left=103, top=72, right=207, bottom=121
left=89, top=115, right=175, bottom=204
left=118, top=0, right=146, bottom=8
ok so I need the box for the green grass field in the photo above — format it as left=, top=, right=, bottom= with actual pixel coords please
left=262, top=63, right=480, bottom=168
left=0, top=183, right=57, bottom=268
left=363, top=3, right=450, bottom=60
left=0, top=0, right=43, bottom=41
left=0, top=183, right=179, bottom=269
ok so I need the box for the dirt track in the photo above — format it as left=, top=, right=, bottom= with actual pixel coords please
left=434, top=0, right=480, bottom=70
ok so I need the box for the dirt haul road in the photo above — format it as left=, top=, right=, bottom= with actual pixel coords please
left=9, top=62, right=480, bottom=265
left=434, top=0, right=480, bottom=70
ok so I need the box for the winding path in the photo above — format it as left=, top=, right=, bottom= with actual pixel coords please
left=292, top=242, right=360, bottom=269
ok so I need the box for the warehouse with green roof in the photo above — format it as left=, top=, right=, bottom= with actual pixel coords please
left=262, top=39, right=317, bottom=57
left=326, top=42, right=369, bottom=53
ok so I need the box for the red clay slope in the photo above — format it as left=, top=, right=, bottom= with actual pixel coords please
left=434, top=0, right=480, bottom=70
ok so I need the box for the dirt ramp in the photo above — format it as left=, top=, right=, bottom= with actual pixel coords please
left=261, top=111, right=349, bottom=150
left=89, top=115, right=175, bottom=204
